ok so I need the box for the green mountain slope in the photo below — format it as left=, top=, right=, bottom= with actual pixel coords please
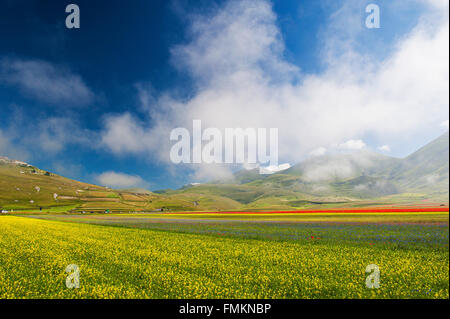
left=0, top=157, right=241, bottom=212
left=1, top=132, right=448, bottom=212
left=178, top=132, right=449, bottom=206
left=385, top=132, right=449, bottom=195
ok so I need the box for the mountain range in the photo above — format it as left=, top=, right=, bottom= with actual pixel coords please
left=0, top=132, right=448, bottom=212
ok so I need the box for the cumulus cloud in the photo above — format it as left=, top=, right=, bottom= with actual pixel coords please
left=338, top=139, right=366, bottom=150
left=378, top=145, right=391, bottom=152
left=0, top=58, right=93, bottom=107
left=259, top=163, right=291, bottom=174
left=96, top=171, right=149, bottom=189
left=302, top=158, right=357, bottom=182
left=301, top=151, right=381, bottom=182
left=309, top=147, right=327, bottom=157
left=101, top=113, right=147, bottom=154
left=423, top=0, right=449, bottom=10
left=37, top=117, right=95, bottom=153
left=100, top=112, right=172, bottom=161
left=0, top=111, right=96, bottom=162
left=100, top=0, right=449, bottom=180
left=0, top=129, right=29, bottom=161
left=190, top=163, right=235, bottom=182
left=170, top=0, right=298, bottom=85
left=51, top=161, right=83, bottom=179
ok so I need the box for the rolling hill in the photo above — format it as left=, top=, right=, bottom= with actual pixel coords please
left=174, top=132, right=449, bottom=208
left=0, top=132, right=448, bottom=212
left=0, top=157, right=241, bottom=212
left=384, top=132, right=449, bottom=194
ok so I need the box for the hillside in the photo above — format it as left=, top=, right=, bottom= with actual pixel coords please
left=385, top=132, right=449, bottom=195
left=1, top=132, right=448, bottom=212
left=0, top=157, right=241, bottom=212
left=174, top=133, right=449, bottom=208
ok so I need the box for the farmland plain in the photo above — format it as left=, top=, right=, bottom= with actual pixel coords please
left=0, top=211, right=448, bottom=299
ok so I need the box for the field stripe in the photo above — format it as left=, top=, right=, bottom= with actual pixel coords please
left=164, top=207, right=449, bottom=215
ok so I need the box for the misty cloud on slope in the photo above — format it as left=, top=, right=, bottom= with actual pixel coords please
left=299, top=151, right=386, bottom=182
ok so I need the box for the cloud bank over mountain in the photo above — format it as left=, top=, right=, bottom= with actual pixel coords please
left=98, top=0, right=448, bottom=180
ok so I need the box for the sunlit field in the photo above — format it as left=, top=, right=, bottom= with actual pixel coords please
left=0, top=212, right=448, bottom=299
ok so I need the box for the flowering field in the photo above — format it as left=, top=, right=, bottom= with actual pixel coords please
left=0, top=214, right=448, bottom=299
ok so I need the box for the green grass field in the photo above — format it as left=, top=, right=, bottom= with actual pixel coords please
left=0, top=212, right=448, bottom=299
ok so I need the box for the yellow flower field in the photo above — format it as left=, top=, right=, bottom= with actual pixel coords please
left=0, top=215, right=448, bottom=299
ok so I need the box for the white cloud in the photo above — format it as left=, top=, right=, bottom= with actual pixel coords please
left=96, top=171, right=148, bottom=189
left=441, top=120, right=449, bottom=129
left=37, top=117, right=94, bottom=153
left=301, top=151, right=380, bottom=182
left=190, top=163, right=235, bottom=182
left=0, top=112, right=96, bottom=163
left=377, top=145, right=391, bottom=152
left=338, top=139, right=366, bottom=150
left=242, top=162, right=260, bottom=170
left=51, top=162, right=83, bottom=179
left=100, top=112, right=171, bottom=161
left=309, top=147, right=327, bottom=157
left=0, top=129, right=29, bottom=161
left=259, top=163, right=290, bottom=174
left=100, top=0, right=449, bottom=180
left=170, top=0, right=298, bottom=85
left=101, top=113, right=147, bottom=154
left=0, top=58, right=93, bottom=106
left=423, top=0, right=449, bottom=10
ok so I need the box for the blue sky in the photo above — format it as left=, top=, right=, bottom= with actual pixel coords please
left=0, top=0, right=448, bottom=190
